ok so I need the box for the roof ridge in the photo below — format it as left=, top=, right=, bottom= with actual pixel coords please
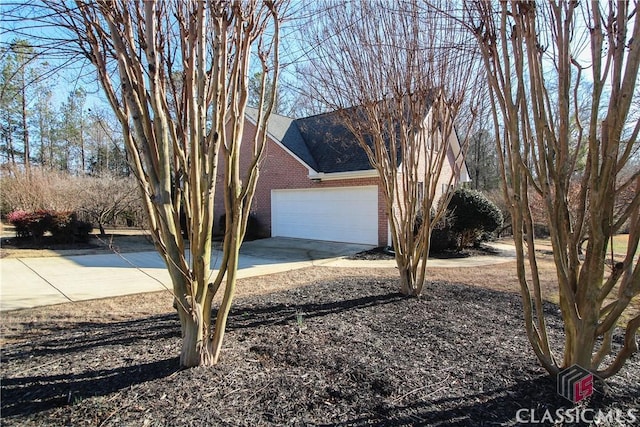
left=295, top=108, right=348, bottom=121
left=244, top=105, right=297, bottom=121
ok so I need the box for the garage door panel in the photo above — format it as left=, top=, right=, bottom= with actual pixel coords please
left=272, top=186, right=378, bottom=245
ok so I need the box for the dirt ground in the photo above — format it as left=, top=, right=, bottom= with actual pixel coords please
left=1, top=265, right=639, bottom=426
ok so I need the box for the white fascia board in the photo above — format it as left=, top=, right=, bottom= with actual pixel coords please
left=448, top=125, right=471, bottom=183
left=308, top=169, right=378, bottom=181
left=460, top=167, right=471, bottom=183
left=272, top=138, right=318, bottom=175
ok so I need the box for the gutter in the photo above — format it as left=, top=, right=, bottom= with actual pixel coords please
left=308, top=169, right=378, bottom=182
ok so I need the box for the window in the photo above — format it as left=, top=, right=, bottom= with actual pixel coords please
left=442, top=183, right=455, bottom=195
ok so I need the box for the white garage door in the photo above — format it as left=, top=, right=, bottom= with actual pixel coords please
left=271, top=186, right=378, bottom=245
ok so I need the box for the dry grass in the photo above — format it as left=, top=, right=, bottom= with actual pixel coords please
left=428, top=253, right=558, bottom=300
left=0, top=227, right=156, bottom=258
left=0, top=267, right=394, bottom=346
left=609, top=233, right=638, bottom=257
left=532, top=234, right=637, bottom=258
left=429, top=252, right=639, bottom=326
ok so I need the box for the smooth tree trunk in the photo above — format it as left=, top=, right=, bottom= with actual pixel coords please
left=302, top=1, right=477, bottom=297
left=468, top=0, right=640, bottom=378
left=49, top=0, right=283, bottom=367
left=178, top=294, right=214, bottom=367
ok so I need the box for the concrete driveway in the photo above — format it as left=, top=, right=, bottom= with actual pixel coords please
left=0, top=237, right=373, bottom=311
left=0, top=237, right=517, bottom=311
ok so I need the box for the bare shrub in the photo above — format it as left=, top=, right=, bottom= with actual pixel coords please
left=1, top=167, right=145, bottom=233
left=76, top=174, right=143, bottom=235
left=1, top=166, right=81, bottom=213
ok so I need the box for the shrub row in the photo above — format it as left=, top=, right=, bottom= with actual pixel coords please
left=7, top=210, right=93, bottom=243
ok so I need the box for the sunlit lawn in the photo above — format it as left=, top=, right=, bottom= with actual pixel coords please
left=488, top=237, right=639, bottom=326
left=608, top=234, right=638, bottom=258
left=531, top=233, right=637, bottom=259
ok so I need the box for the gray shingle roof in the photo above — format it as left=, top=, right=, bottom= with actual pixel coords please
left=247, top=103, right=431, bottom=174
left=294, top=110, right=373, bottom=173
left=245, top=108, right=318, bottom=170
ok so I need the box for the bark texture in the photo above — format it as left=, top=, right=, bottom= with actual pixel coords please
left=468, top=0, right=640, bottom=378
left=45, top=0, right=283, bottom=367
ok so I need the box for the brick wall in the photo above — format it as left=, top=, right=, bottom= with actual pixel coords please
left=214, top=121, right=389, bottom=246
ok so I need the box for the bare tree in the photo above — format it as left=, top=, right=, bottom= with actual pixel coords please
left=0, top=38, right=54, bottom=173
left=467, top=1, right=640, bottom=378
left=300, top=0, right=478, bottom=296
left=77, top=173, right=139, bottom=235
left=26, top=0, right=283, bottom=367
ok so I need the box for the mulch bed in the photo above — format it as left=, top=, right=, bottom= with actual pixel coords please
left=1, top=269, right=638, bottom=426
left=350, top=245, right=500, bottom=261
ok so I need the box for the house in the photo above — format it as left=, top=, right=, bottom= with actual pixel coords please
left=214, top=104, right=470, bottom=246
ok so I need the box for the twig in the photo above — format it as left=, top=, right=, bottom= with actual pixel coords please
left=98, top=397, right=136, bottom=427
left=93, top=234, right=182, bottom=309
left=391, top=374, right=451, bottom=403
left=97, top=369, right=182, bottom=427
left=15, top=357, right=65, bottom=376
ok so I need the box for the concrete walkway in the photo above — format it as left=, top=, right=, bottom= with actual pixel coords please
left=0, top=238, right=516, bottom=311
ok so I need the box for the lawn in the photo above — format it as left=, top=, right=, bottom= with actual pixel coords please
left=524, top=236, right=640, bottom=325
left=532, top=233, right=638, bottom=258
left=0, top=227, right=156, bottom=258
left=608, top=234, right=638, bottom=258
left=1, top=261, right=639, bottom=426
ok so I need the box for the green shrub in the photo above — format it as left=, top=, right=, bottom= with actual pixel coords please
left=429, top=217, right=458, bottom=253
left=447, top=188, right=503, bottom=250
left=218, top=213, right=263, bottom=240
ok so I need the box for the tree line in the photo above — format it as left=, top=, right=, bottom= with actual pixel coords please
left=1, top=39, right=128, bottom=176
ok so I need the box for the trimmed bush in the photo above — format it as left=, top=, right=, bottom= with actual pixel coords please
left=7, top=210, right=54, bottom=240
left=429, top=218, right=458, bottom=253
left=413, top=208, right=458, bottom=253
left=218, top=213, right=263, bottom=240
left=447, top=188, right=503, bottom=250
left=6, top=210, right=31, bottom=238
left=7, top=209, right=92, bottom=243
left=26, top=210, right=54, bottom=239
left=50, top=211, right=93, bottom=243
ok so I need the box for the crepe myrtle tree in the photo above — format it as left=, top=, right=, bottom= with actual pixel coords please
left=301, top=0, right=479, bottom=296
left=34, top=0, right=284, bottom=367
left=466, top=0, right=640, bottom=378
